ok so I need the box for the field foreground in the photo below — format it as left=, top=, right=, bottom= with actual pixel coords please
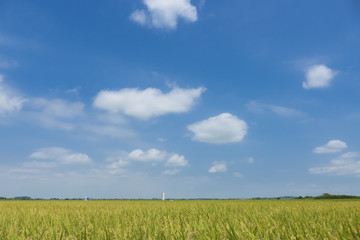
left=0, top=200, right=359, bottom=239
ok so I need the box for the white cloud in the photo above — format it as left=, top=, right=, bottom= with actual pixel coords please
left=94, top=87, right=205, bottom=120
left=60, top=153, right=92, bottom=165
left=303, top=64, right=337, bottom=89
left=309, top=152, right=360, bottom=176
left=162, top=169, right=181, bottom=175
left=209, top=162, right=227, bottom=173
left=313, top=140, right=347, bottom=154
left=188, top=113, right=247, bottom=144
left=110, top=148, right=189, bottom=170
left=0, top=74, right=26, bottom=116
left=247, top=101, right=306, bottom=118
left=30, top=147, right=92, bottom=165
left=129, top=148, right=167, bottom=162
left=130, top=0, right=198, bottom=29
left=165, top=154, right=188, bottom=167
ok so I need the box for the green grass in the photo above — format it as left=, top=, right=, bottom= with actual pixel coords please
left=0, top=200, right=359, bottom=239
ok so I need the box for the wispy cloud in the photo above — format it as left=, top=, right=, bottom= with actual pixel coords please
left=83, top=124, right=135, bottom=138
left=26, top=98, right=84, bottom=131
left=0, top=56, right=18, bottom=69
left=247, top=157, right=254, bottom=164
left=162, top=169, right=181, bottom=175
left=30, top=147, right=93, bottom=165
left=0, top=74, right=27, bottom=116
left=106, top=159, right=130, bottom=175
left=247, top=101, right=306, bottom=118
left=233, top=172, right=243, bottom=178
left=309, top=152, right=360, bottom=176
left=313, top=140, right=347, bottom=154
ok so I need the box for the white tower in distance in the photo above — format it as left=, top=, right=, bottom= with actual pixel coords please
left=162, top=192, right=165, bottom=201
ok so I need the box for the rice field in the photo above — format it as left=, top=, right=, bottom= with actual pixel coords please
left=0, top=199, right=359, bottom=239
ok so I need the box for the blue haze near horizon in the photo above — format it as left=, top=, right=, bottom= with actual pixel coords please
left=0, top=0, right=359, bottom=199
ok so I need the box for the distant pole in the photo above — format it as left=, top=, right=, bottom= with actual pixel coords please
left=162, top=192, right=165, bottom=201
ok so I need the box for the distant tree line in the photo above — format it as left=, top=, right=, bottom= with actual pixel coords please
left=1, top=194, right=360, bottom=200
left=296, top=193, right=360, bottom=200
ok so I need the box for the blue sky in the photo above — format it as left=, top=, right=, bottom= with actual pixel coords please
left=0, top=0, right=360, bottom=199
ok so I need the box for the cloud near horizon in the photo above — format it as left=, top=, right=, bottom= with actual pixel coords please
left=108, top=148, right=188, bottom=175
left=309, top=152, right=360, bottom=176
left=187, top=113, right=247, bottom=144
left=303, top=64, right=337, bottom=89
left=130, top=0, right=198, bottom=29
left=29, top=147, right=93, bottom=165
left=93, top=87, right=205, bottom=120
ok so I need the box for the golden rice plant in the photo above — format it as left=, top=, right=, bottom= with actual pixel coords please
left=0, top=200, right=359, bottom=239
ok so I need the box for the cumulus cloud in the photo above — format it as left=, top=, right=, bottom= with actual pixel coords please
left=130, top=0, right=198, bottom=29
left=129, top=148, right=167, bottom=162
left=107, top=148, right=189, bottom=174
left=0, top=74, right=26, bottom=116
left=208, top=162, right=227, bottom=173
left=313, top=140, right=347, bottom=154
left=303, top=64, right=337, bottom=89
left=128, top=148, right=189, bottom=167
left=30, top=147, right=92, bottom=165
left=165, top=154, right=188, bottom=167
left=309, top=152, right=360, bottom=176
left=247, top=101, right=306, bottom=118
left=188, top=113, right=247, bottom=144
left=93, top=87, right=205, bottom=120
left=162, top=169, right=181, bottom=175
